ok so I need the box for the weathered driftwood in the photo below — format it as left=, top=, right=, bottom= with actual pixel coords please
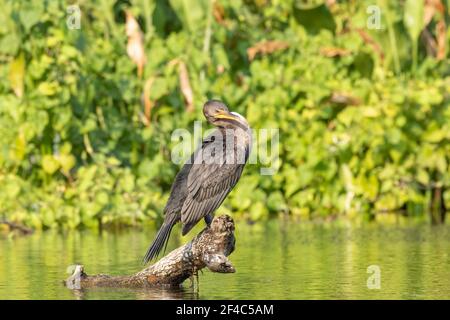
left=64, top=215, right=236, bottom=289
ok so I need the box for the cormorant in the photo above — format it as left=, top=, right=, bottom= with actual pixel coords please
left=143, top=100, right=251, bottom=264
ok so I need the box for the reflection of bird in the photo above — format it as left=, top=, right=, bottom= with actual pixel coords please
left=143, top=100, right=251, bottom=264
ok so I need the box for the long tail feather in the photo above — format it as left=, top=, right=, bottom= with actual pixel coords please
left=142, top=219, right=175, bottom=265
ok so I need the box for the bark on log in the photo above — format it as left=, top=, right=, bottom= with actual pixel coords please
left=64, top=215, right=236, bottom=289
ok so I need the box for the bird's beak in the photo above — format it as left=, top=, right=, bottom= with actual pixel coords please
left=214, top=110, right=241, bottom=122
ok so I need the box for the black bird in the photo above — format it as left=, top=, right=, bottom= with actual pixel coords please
left=143, top=100, right=251, bottom=264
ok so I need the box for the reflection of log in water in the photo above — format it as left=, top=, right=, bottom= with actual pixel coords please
left=70, top=286, right=199, bottom=300
left=64, top=215, right=236, bottom=289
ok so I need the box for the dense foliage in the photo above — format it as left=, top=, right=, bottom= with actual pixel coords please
left=0, top=0, right=449, bottom=229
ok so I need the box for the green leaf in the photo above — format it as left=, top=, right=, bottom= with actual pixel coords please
left=9, top=53, right=25, bottom=98
left=416, top=169, right=429, bottom=185
left=58, top=154, right=76, bottom=174
left=404, top=0, right=424, bottom=72
left=37, top=82, right=58, bottom=96
left=42, top=155, right=60, bottom=174
left=96, top=191, right=109, bottom=206
left=403, top=0, right=424, bottom=42
left=169, top=0, right=208, bottom=32
left=423, top=129, right=445, bottom=143
left=5, top=183, right=20, bottom=198
left=249, top=202, right=268, bottom=221
left=293, top=2, right=336, bottom=35
left=12, top=130, right=26, bottom=161
left=267, top=191, right=287, bottom=212
left=121, top=173, right=135, bottom=192
left=0, top=33, right=20, bottom=55
left=20, top=9, right=42, bottom=32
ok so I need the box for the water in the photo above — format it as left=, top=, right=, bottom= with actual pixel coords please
left=1, top=219, right=450, bottom=299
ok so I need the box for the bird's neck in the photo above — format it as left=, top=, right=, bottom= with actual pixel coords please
left=218, top=123, right=250, bottom=132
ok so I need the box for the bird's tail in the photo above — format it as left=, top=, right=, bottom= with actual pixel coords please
left=142, top=218, right=176, bottom=265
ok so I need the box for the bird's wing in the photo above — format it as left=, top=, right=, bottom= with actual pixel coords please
left=180, top=132, right=248, bottom=235
left=163, top=158, right=192, bottom=217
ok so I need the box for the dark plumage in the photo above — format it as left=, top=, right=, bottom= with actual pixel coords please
left=143, top=100, right=251, bottom=264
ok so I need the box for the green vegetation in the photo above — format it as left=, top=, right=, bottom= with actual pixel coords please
left=0, top=0, right=449, bottom=229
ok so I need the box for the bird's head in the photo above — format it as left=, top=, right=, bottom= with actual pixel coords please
left=203, top=100, right=249, bottom=129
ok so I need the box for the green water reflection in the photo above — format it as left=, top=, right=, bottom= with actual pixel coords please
left=1, top=220, right=449, bottom=299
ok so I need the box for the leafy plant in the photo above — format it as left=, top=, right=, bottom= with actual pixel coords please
left=0, top=0, right=449, bottom=229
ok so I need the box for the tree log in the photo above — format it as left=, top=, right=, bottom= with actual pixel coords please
left=64, top=215, right=236, bottom=289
